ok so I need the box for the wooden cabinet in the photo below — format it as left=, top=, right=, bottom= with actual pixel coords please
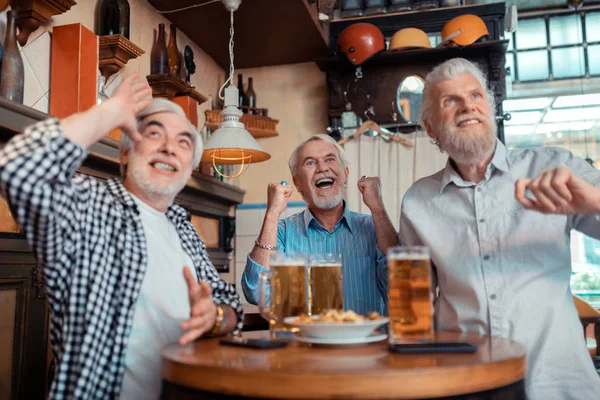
left=0, top=235, right=50, bottom=400
left=0, top=98, right=245, bottom=399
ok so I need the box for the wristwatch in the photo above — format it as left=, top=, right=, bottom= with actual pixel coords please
left=210, top=304, right=225, bottom=335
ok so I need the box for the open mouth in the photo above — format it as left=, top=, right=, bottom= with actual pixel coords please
left=457, top=118, right=481, bottom=127
left=150, top=161, right=178, bottom=173
left=314, top=177, right=335, bottom=189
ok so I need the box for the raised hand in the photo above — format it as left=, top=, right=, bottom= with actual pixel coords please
left=358, top=176, right=384, bottom=211
left=179, top=266, right=217, bottom=345
left=110, top=73, right=153, bottom=142
left=515, top=167, right=600, bottom=215
left=266, top=182, right=293, bottom=217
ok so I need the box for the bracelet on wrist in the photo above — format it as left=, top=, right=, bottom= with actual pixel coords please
left=254, top=239, right=278, bottom=251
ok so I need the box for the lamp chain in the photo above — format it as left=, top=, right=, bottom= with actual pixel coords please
left=218, top=10, right=236, bottom=101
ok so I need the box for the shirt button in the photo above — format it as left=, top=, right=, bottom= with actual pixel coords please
left=483, top=255, right=490, bottom=260
left=479, top=218, right=485, bottom=223
left=490, top=294, right=497, bottom=300
left=477, top=187, right=482, bottom=192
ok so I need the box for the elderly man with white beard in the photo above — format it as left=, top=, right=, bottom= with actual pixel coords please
left=241, top=134, right=398, bottom=316
left=399, top=57, right=600, bottom=399
left=0, top=75, right=243, bottom=400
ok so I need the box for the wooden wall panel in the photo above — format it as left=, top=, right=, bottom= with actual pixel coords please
left=190, top=216, right=219, bottom=249
left=0, top=289, right=17, bottom=400
left=49, top=23, right=98, bottom=118
left=0, top=198, right=19, bottom=233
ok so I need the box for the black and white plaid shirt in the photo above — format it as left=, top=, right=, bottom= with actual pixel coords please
left=0, top=118, right=244, bottom=399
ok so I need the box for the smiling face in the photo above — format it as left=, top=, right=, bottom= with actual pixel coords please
left=292, top=139, right=349, bottom=210
left=121, top=111, right=195, bottom=202
left=425, top=74, right=497, bottom=165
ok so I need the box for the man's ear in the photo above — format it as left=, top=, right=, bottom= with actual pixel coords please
left=292, top=176, right=300, bottom=193
left=344, top=167, right=349, bottom=185
left=424, top=121, right=436, bottom=140
left=120, top=147, right=129, bottom=166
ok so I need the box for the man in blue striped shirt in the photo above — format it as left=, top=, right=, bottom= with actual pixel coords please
left=241, top=134, right=398, bottom=316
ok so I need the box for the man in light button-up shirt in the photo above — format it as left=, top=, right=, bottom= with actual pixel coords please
left=400, top=58, right=600, bottom=399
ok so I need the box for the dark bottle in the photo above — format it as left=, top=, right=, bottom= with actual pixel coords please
left=117, top=0, right=130, bottom=39
left=439, top=0, right=461, bottom=6
left=150, top=23, right=169, bottom=75
left=388, top=0, right=411, bottom=12
left=0, top=10, right=24, bottom=104
left=412, top=0, right=438, bottom=9
left=237, top=74, right=246, bottom=111
left=167, top=24, right=182, bottom=76
left=98, top=0, right=119, bottom=36
left=244, top=77, right=257, bottom=114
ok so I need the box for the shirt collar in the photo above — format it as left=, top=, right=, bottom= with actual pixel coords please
left=106, top=178, right=190, bottom=224
left=303, top=201, right=354, bottom=234
left=439, top=138, right=508, bottom=193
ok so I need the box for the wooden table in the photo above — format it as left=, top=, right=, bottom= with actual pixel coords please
left=161, top=331, right=527, bottom=400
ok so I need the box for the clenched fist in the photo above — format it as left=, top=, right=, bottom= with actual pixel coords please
left=515, top=167, right=600, bottom=215
left=358, top=176, right=384, bottom=211
left=266, top=182, right=293, bottom=217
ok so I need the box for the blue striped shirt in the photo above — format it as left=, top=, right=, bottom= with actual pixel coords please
left=241, top=203, right=388, bottom=316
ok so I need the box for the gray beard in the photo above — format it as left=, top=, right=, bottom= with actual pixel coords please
left=436, top=119, right=498, bottom=165
left=127, top=150, right=192, bottom=203
left=301, top=188, right=344, bottom=210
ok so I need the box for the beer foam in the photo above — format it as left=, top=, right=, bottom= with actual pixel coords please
left=388, top=254, right=429, bottom=260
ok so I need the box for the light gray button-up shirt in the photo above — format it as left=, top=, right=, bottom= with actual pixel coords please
left=400, top=140, right=600, bottom=399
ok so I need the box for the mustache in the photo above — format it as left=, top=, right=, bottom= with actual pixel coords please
left=312, top=172, right=337, bottom=184
left=147, top=153, right=182, bottom=171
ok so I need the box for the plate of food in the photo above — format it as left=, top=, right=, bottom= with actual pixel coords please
left=284, top=309, right=389, bottom=339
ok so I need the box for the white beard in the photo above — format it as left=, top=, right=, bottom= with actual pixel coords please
left=127, top=149, right=192, bottom=202
left=436, top=118, right=498, bottom=165
left=301, top=187, right=344, bottom=210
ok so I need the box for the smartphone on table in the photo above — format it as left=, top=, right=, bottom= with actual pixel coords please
left=388, top=342, right=478, bottom=354
left=219, top=337, right=289, bottom=350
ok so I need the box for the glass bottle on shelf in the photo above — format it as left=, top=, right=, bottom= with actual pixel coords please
left=0, top=10, right=24, bottom=104
left=98, top=0, right=120, bottom=36
left=150, top=23, right=169, bottom=74
left=412, top=0, right=438, bottom=10
left=244, top=77, right=257, bottom=114
left=167, top=24, right=182, bottom=77
left=117, top=0, right=130, bottom=39
left=388, top=0, right=411, bottom=12
left=237, top=74, right=246, bottom=112
left=439, top=0, right=462, bottom=6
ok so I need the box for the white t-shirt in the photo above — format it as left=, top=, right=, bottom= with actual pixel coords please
left=120, top=194, right=197, bottom=400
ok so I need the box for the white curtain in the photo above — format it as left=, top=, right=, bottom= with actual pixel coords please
left=344, top=131, right=448, bottom=229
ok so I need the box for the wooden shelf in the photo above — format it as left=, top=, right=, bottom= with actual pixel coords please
left=147, top=73, right=208, bottom=105
left=205, top=109, right=279, bottom=138
left=13, top=0, right=77, bottom=46
left=315, top=40, right=509, bottom=72
left=146, top=0, right=329, bottom=69
left=99, top=34, right=144, bottom=80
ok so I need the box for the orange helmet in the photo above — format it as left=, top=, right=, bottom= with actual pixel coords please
left=389, top=28, right=431, bottom=51
left=441, top=14, right=489, bottom=46
left=337, top=23, right=385, bottom=65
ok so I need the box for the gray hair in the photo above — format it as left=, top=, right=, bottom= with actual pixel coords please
left=120, top=97, right=203, bottom=178
left=419, top=58, right=496, bottom=129
left=288, top=134, right=349, bottom=177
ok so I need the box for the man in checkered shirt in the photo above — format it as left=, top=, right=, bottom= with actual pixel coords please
left=0, top=75, right=244, bottom=399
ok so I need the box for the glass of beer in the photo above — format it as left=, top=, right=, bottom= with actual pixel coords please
left=258, top=252, right=307, bottom=338
left=388, top=246, right=433, bottom=344
left=307, top=253, right=344, bottom=315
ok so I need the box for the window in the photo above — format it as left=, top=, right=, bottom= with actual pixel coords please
left=506, top=11, right=600, bottom=83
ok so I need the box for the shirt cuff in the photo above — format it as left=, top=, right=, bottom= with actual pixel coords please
left=242, top=255, right=269, bottom=305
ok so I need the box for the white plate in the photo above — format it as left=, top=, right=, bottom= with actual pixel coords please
left=294, top=332, right=388, bottom=346
left=284, top=316, right=389, bottom=339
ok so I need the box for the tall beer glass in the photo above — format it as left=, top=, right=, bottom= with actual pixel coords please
left=388, top=246, right=433, bottom=344
left=307, top=253, right=343, bottom=315
left=258, top=253, right=307, bottom=338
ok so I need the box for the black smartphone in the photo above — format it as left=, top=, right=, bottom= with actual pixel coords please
left=219, top=337, right=289, bottom=350
left=388, top=342, right=478, bottom=354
